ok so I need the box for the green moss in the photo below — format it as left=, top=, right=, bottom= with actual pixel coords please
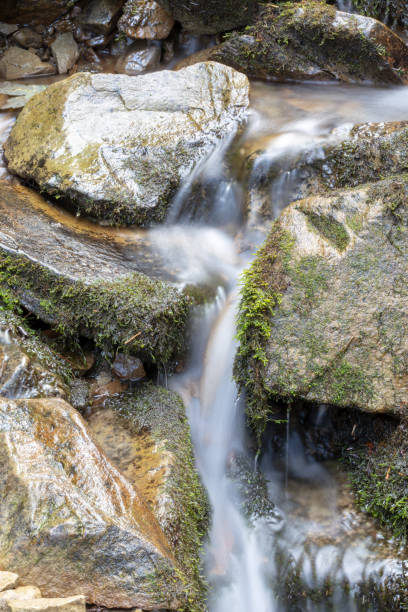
left=306, top=212, right=350, bottom=251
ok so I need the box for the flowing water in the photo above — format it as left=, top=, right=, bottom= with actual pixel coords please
left=2, top=77, right=408, bottom=609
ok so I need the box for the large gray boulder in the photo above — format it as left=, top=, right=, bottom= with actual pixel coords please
left=4, top=63, right=249, bottom=226
left=236, top=175, right=408, bottom=426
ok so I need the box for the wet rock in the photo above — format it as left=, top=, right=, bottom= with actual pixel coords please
left=12, top=28, right=42, bottom=49
left=78, top=0, right=125, bottom=34
left=0, top=181, right=189, bottom=365
left=352, top=0, right=407, bottom=37
left=0, top=587, right=42, bottom=602
left=0, top=48, right=55, bottom=80
left=51, top=32, right=79, bottom=75
left=0, top=396, right=185, bottom=609
left=0, top=82, right=47, bottom=111
left=88, top=383, right=209, bottom=609
left=4, top=63, right=249, bottom=226
left=118, top=0, right=174, bottom=40
left=6, top=596, right=85, bottom=612
left=0, top=24, right=18, bottom=37
left=193, top=2, right=408, bottom=84
left=112, top=353, right=146, bottom=380
left=0, top=574, right=19, bottom=593
left=236, top=175, right=408, bottom=424
left=155, top=0, right=259, bottom=35
left=114, top=41, right=161, bottom=75
left=0, top=1, right=79, bottom=26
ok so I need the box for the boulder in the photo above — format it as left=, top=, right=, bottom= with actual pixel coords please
left=118, top=0, right=174, bottom=39
left=0, top=574, right=19, bottom=593
left=11, top=28, right=42, bottom=49
left=186, top=2, right=408, bottom=83
left=0, top=48, right=55, bottom=80
left=0, top=587, right=42, bottom=602
left=6, top=597, right=85, bottom=612
left=88, top=383, right=209, bottom=608
left=0, top=397, right=186, bottom=609
left=51, top=32, right=79, bottom=75
left=352, top=0, right=407, bottom=37
left=114, top=41, right=161, bottom=75
left=0, top=82, right=47, bottom=110
left=77, top=0, right=125, bottom=34
left=235, top=175, right=408, bottom=426
left=0, top=1, right=79, bottom=26
left=4, top=63, right=249, bottom=226
left=0, top=181, right=189, bottom=365
left=155, top=0, right=259, bottom=35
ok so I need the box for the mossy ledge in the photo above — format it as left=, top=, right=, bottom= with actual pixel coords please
left=0, top=248, right=190, bottom=366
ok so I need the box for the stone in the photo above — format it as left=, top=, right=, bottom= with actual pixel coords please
left=4, top=63, right=249, bottom=226
left=0, top=48, right=55, bottom=80
left=0, top=82, right=47, bottom=110
left=0, top=181, right=189, bottom=366
left=0, top=24, right=18, bottom=37
left=0, top=573, right=19, bottom=593
left=187, top=2, right=408, bottom=84
left=12, top=28, right=42, bottom=49
left=352, top=0, right=407, bottom=37
left=235, top=175, right=408, bottom=424
left=51, top=32, right=79, bottom=75
left=0, top=587, right=41, bottom=602
left=7, top=596, right=85, bottom=612
left=155, top=0, right=259, bottom=35
left=112, top=353, right=146, bottom=380
left=0, top=1, right=79, bottom=26
left=118, top=0, right=174, bottom=40
left=88, top=383, right=209, bottom=609
left=78, top=0, right=125, bottom=34
left=0, top=397, right=187, bottom=609
left=115, top=41, right=161, bottom=75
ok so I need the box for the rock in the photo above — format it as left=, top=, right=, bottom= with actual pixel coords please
left=12, top=28, right=42, bottom=49
left=0, top=587, right=41, bottom=602
left=352, top=0, right=407, bottom=37
left=0, top=181, right=189, bottom=365
left=118, top=0, right=174, bottom=40
left=7, top=596, right=85, bottom=612
left=78, top=0, right=125, bottom=34
left=0, top=574, right=19, bottom=593
left=88, top=383, right=209, bottom=609
left=0, top=397, right=186, bottom=609
left=235, top=175, right=408, bottom=425
left=193, top=2, right=408, bottom=84
left=4, top=63, right=249, bottom=226
left=114, top=41, right=161, bottom=75
left=0, top=48, right=55, bottom=80
left=155, top=0, right=259, bottom=35
left=51, top=32, right=79, bottom=75
left=0, top=24, right=18, bottom=37
left=0, top=1, right=79, bottom=26
left=0, top=82, right=47, bottom=110
left=112, top=353, right=146, bottom=380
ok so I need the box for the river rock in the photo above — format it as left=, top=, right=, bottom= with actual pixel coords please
left=112, top=353, right=146, bottom=380
left=51, top=32, right=79, bottom=75
left=0, top=181, right=189, bottom=365
left=4, top=62, right=249, bottom=226
left=0, top=1, right=79, bottom=26
left=0, top=587, right=42, bottom=602
left=11, top=28, right=42, bottom=49
left=0, top=396, right=186, bottom=609
left=155, top=0, right=259, bottom=35
left=0, top=574, right=19, bottom=593
left=236, top=175, right=408, bottom=423
left=0, top=48, right=55, bottom=80
left=7, top=597, right=85, bottom=612
left=0, top=83, right=47, bottom=111
left=77, top=0, right=125, bottom=34
left=352, top=0, right=407, bottom=37
left=118, top=0, right=174, bottom=39
left=88, top=383, right=209, bottom=608
left=186, top=2, right=408, bottom=84
left=114, top=41, right=161, bottom=75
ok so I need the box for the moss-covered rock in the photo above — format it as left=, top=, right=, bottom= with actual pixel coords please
left=235, top=175, right=408, bottom=431
left=0, top=181, right=189, bottom=365
left=352, top=0, right=407, bottom=38
left=88, top=383, right=209, bottom=611
left=4, top=64, right=249, bottom=226
left=183, top=1, right=408, bottom=83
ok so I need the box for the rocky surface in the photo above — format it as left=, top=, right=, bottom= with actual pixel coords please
left=12, top=28, right=42, bottom=49
left=77, top=0, right=125, bottom=34
left=51, top=32, right=79, bottom=75
left=8, top=596, right=85, bottom=612
left=0, top=396, right=185, bottom=609
left=236, top=174, right=408, bottom=425
left=0, top=1, right=79, bottom=26
left=4, top=63, right=249, bottom=226
left=118, top=0, right=174, bottom=39
left=0, top=83, right=47, bottom=111
left=182, top=2, right=408, bottom=84
left=0, top=181, right=189, bottom=365
left=352, top=0, right=407, bottom=37
left=115, top=41, right=161, bottom=74
left=0, top=48, right=55, bottom=80
left=88, top=383, right=209, bottom=609
left=155, top=0, right=259, bottom=35
left=0, top=573, right=19, bottom=593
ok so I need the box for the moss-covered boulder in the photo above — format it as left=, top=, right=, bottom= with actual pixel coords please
left=0, top=0, right=79, bottom=26
left=0, top=181, right=189, bottom=365
left=236, top=175, right=408, bottom=429
left=88, top=383, right=209, bottom=610
left=4, top=63, right=249, bottom=226
left=352, top=0, right=407, bottom=38
left=0, top=396, right=187, bottom=609
left=183, top=2, right=408, bottom=83
left=155, top=0, right=259, bottom=35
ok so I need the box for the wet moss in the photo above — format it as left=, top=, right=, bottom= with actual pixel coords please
left=306, top=211, right=350, bottom=251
